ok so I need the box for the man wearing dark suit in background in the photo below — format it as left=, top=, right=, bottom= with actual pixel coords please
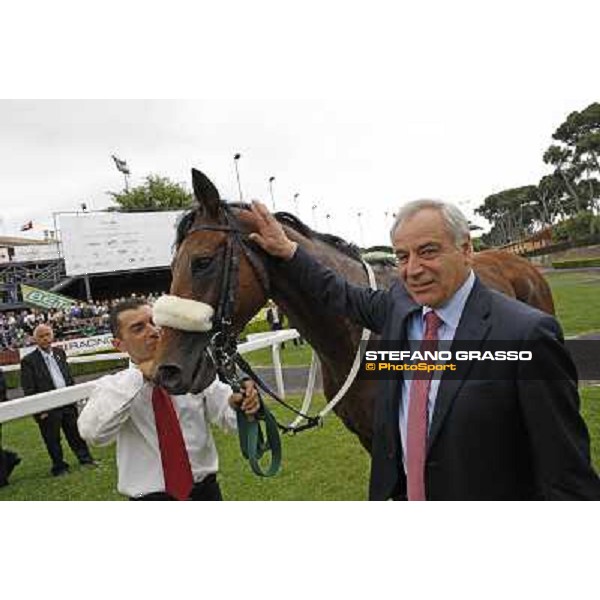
left=20, top=324, right=96, bottom=477
left=266, top=300, right=283, bottom=333
left=0, top=367, right=21, bottom=487
left=249, top=199, right=600, bottom=500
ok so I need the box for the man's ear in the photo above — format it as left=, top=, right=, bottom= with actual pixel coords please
left=463, top=237, right=474, bottom=264
left=112, top=338, right=124, bottom=352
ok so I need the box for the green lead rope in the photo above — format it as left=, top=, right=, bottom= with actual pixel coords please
left=235, top=404, right=282, bottom=477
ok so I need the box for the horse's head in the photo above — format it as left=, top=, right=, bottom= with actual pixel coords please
left=154, top=168, right=270, bottom=394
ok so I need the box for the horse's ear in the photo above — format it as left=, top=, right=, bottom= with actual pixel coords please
left=191, top=168, right=221, bottom=216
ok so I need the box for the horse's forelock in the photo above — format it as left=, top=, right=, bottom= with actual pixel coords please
left=174, top=210, right=197, bottom=249
left=174, top=202, right=231, bottom=249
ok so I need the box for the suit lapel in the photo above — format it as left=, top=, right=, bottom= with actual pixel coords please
left=35, top=348, right=53, bottom=385
left=427, top=278, right=492, bottom=452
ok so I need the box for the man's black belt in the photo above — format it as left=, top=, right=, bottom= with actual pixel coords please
left=130, top=473, right=219, bottom=501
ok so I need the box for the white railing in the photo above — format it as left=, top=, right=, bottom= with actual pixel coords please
left=0, top=329, right=302, bottom=424
left=1, top=352, right=130, bottom=373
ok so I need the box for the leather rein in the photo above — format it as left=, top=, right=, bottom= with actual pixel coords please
left=186, top=208, right=320, bottom=477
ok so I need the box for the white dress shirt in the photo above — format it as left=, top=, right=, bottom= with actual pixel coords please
left=78, top=366, right=237, bottom=498
left=40, top=348, right=67, bottom=389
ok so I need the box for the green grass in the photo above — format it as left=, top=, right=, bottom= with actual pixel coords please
left=582, top=386, right=600, bottom=469
left=0, top=421, right=123, bottom=501
left=1, top=389, right=599, bottom=500
left=552, top=257, right=600, bottom=269
left=545, top=270, right=600, bottom=336
left=216, top=397, right=370, bottom=500
left=0, top=395, right=369, bottom=500
left=243, top=343, right=313, bottom=367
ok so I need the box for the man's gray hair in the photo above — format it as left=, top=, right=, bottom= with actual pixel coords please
left=390, top=199, right=470, bottom=247
left=33, top=323, right=53, bottom=337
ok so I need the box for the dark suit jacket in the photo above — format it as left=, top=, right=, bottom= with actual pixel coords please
left=20, top=346, right=75, bottom=398
left=278, top=246, right=600, bottom=500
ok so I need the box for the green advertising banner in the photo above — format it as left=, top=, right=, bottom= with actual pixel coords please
left=20, top=284, right=76, bottom=311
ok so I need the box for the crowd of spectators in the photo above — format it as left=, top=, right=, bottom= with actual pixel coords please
left=0, top=293, right=159, bottom=350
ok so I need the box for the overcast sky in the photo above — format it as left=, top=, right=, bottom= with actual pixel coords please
left=1, top=1, right=598, bottom=249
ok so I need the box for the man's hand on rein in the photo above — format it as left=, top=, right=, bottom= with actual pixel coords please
left=229, top=379, right=261, bottom=416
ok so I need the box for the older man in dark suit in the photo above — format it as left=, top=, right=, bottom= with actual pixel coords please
left=248, top=199, right=600, bottom=500
left=20, top=324, right=95, bottom=476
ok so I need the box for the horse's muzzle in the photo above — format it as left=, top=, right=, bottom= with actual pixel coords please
left=154, top=329, right=216, bottom=395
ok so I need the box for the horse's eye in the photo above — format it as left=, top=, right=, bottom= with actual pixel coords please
left=191, top=256, right=214, bottom=273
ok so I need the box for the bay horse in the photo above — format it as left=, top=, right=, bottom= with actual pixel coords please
left=154, top=169, right=555, bottom=452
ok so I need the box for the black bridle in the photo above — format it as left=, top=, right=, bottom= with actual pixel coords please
left=183, top=206, right=321, bottom=472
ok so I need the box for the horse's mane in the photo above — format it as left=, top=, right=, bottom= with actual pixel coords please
left=175, top=202, right=366, bottom=263
left=273, top=211, right=364, bottom=262
left=175, top=210, right=197, bottom=249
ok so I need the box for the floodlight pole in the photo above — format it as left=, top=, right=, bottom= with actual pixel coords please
left=83, top=274, right=92, bottom=303
left=52, top=212, right=62, bottom=259
left=234, top=153, right=244, bottom=202
left=357, top=211, right=365, bottom=247
left=269, top=176, right=276, bottom=210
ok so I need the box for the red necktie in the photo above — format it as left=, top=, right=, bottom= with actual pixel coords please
left=152, top=386, right=194, bottom=501
left=406, top=310, right=443, bottom=501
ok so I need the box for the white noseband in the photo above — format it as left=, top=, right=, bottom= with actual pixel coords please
left=153, top=295, right=214, bottom=332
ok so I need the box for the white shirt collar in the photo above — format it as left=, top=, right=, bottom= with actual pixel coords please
left=422, top=269, right=475, bottom=329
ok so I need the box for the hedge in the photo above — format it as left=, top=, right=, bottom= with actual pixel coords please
left=552, top=257, right=600, bottom=269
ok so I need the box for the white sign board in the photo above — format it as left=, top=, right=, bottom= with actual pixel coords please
left=59, top=211, right=184, bottom=276
left=56, top=333, right=115, bottom=356
left=0, top=247, right=10, bottom=263
left=19, top=333, right=115, bottom=359
left=13, top=243, right=60, bottom=262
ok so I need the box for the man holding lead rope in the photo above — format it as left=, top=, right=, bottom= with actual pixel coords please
left=78, top=298, right=259, bottom=501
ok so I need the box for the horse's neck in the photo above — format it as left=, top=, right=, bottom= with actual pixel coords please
left=268, top=237, right=367, bottom=375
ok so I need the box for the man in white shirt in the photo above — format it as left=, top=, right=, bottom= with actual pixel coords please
left=78, top=298, right=260, bottom=500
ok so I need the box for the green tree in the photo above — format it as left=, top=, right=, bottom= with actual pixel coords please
left=543, top=102, right=600, bottom=215
left=109, top=175, right=193, bottom=211
left=475, top=186, right=539, bottom=246
left=471, top=237, right=488, bottom=252
left=551, top=211, right=600, bottom=242
left=535, top=173, right=565, bottom=224
left=542, top=145, right=584, bottom=213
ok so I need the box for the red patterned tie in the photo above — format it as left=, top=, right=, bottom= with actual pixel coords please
left=406, top=310, right=443, bottom=501
left=152, top=386, right=194, bottom=500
